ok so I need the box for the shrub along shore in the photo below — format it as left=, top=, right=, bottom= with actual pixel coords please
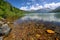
left=0, top=0, right=28, bottom=22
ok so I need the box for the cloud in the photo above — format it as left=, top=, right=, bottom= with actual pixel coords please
left=20, top=3, right=43, bottom=11
left=20, top=6, right=28, bottom=10
left=29, top=5, right=43, bottom=10
left=20, top=2, right=60, bottom=11
left=44, top=2, right=60, bottom=9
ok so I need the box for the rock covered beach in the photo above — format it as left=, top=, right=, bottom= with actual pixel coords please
left=11, top=20, right=60, bottom=40
left=0, top=18, right=60, bottom=40
left=0, top=18, right=12, bottom=40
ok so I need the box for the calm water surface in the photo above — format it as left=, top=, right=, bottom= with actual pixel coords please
left=20, top=13, right=60, bottom=22
left=14, top=13, right=60, bottom=26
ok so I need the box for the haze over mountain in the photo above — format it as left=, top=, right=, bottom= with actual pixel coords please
left=28, top=8, right=53, bottom=13
left=28, top=6, right=60, bottom=13
left=51, top=6, right=60, bottom=12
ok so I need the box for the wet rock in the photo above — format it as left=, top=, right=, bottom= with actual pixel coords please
left=46, top=30, right=55, bottom=34
left=36, top=34, right=41, bottom=38
left=7, top=20, right=60, bottom=40
left=0, top=21, right=4, bottom=25
left=1, top=24, right=12, bottom=36
left=0, top=23, right=12, bottom=40
left=0, top=23, right=11, bottom=36
left=30, top=37, right=34, bottom=40
left=0, top=37, right=3, bottom=40
left=55, top=38, right=59, bottom=40
left=7, top=22, right=13, bottom=24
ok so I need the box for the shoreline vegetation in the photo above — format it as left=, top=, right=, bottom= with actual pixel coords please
left=0, top=0, right=28, bottom=22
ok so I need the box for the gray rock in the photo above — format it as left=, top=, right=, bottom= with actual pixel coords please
left=0, top=37, right=3, bottom=40
left=1, top=24, right=11, bottom=36
left=0, top=24, right=11, bottom=36
left=0, top=22, right=12, bottom=40
left=0, top=21, right=4, bottom=25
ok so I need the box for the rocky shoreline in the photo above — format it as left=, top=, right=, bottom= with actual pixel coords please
left=0, top=18, right=60, bottom=40
left=0, top=18, right=12, bottom=40
left=13, top=20, right=60, bottom=40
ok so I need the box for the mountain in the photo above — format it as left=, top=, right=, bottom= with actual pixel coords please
left=0, top=0, right=27, bottom=20
left=28, top=6, right=60, bottom=13
left=51, top=6, right=60, bottom=12
left=29, top=8, right=52, bottom=13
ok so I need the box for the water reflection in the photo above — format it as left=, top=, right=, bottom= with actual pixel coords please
left=54, top=13, right=60, bottom=19
left=20, top=13, right=60, bottom=22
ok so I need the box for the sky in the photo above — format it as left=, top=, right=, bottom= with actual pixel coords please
left=6, top=0, right=60, bottom=11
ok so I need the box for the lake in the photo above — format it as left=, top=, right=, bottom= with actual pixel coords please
left=20, top=13, right=60, bottom=22
left=15, top=13, right=60, bottom=25
left=14, top=13, right=60, bottom=40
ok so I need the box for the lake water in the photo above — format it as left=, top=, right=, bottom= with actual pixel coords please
left=19, top=13, right=60, bottom=22
left=14, top=13, right=60, bottom=24
left=14, top=13, right=60, bottom=26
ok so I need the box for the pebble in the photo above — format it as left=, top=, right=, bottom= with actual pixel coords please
left=46, top=30, right=55, bottom=34
left=36, top=34, right=41, bottom=38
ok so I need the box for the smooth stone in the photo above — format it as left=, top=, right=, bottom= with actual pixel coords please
left=0, top=24, right=11, bottom=36
left=46, top=30, right=55, bottom=34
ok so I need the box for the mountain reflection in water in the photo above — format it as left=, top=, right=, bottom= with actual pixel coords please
left=20, top=13, right=60, bottom=22
left=14, top=13, right=60, bottom=26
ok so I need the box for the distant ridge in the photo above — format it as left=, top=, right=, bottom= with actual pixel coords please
left=28, top=6, right=60, bottom=13
left=51, top=6, right=60, bottom=12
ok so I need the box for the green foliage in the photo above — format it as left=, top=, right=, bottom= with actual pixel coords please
left=0, top=0, right=27, bottom=20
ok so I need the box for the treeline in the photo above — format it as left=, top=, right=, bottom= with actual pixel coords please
left=0, top=0, right=27, bottom=20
